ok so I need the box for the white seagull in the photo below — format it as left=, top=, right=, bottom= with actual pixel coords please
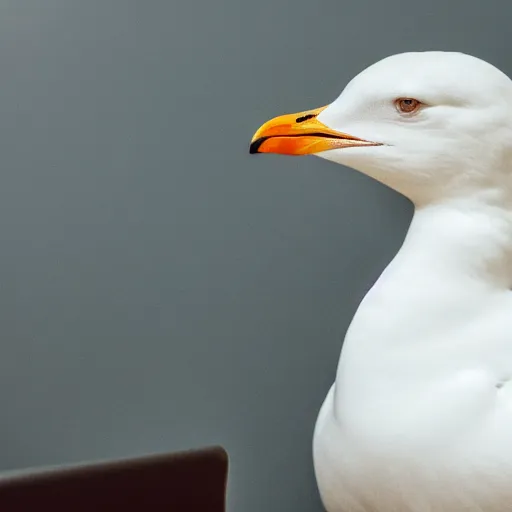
left=250, top=52, right=512, bottom=512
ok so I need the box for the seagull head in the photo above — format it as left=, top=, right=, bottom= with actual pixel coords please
left=250, top=52, right=512, bottom=205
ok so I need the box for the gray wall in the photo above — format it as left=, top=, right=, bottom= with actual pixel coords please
left=0, top=1, right=510, bottom=510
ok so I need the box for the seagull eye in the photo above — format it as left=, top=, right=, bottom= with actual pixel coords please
left=395, top=98, right=421, bottom=114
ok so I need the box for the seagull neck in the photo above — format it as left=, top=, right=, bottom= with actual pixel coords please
left=403, top=195, right=512, bottom=289
left=339, top=193, right=512, bottom=357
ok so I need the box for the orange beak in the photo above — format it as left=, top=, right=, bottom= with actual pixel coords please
left=249, top=105, right=380, bottom=156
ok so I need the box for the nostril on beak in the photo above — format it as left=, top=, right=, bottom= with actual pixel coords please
left=295, top=114, right=317, bottom=123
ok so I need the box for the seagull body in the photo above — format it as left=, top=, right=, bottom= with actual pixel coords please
left=250, top=52, right=512, bottom=511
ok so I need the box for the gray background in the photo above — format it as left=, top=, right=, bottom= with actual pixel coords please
left=0, top=1, right=510, bottom=510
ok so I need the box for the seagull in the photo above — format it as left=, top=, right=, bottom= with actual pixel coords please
left=249, top=52, right=512, bottom=512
